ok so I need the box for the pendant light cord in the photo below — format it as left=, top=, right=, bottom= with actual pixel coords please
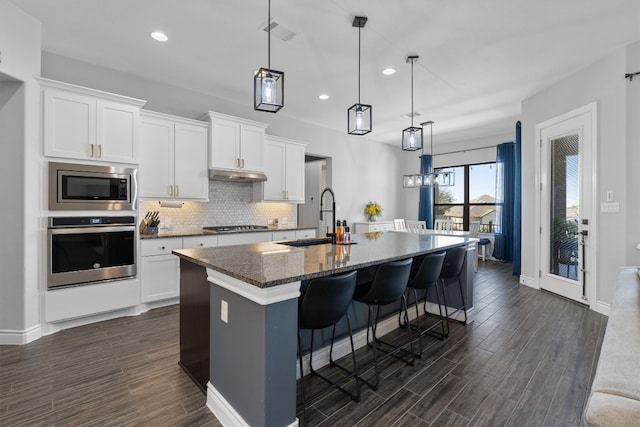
left=410, top=60, right=414, bottom=127
left=267, top=0, right=271, bottom=71
left=358, top=26, right=361, bottom=104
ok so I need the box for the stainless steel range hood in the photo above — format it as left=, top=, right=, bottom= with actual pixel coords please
left=208, top=169, right=267, bottom=182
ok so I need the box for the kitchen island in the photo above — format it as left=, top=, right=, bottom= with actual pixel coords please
left=173, top=231, right=477, bottom=427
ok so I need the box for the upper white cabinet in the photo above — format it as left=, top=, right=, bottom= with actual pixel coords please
left=202, top=111, right=268, bottom=173
left=139, top=111, right=209, bottom=201
left=257, top=136, right=306, bottom=203
left=37, top=77, right=146, bottom=164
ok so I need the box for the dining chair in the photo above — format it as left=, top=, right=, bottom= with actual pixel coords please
left=434, top=219, right=454, bottom=231
left=393, top=219, right=408, bottom=232
left=406, top=220, right=427, bottom=232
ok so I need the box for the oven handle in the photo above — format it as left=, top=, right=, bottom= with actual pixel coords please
left=48, top=225, right=136, bottom=235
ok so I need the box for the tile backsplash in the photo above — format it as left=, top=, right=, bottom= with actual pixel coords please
left=140, top=181, right=297, bottom=230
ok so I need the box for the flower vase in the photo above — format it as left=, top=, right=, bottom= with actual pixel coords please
left=368, top=215, right=376, bottom=222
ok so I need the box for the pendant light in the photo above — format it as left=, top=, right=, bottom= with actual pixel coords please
left=403, top=120, right=455, bottom=188
left=347, top=16, right=372, bottom=135
left=254, top=0, right=284, bottom=113
left=401, top=55, right=423, bottom=151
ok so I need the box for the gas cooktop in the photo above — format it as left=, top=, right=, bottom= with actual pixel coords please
left=203, top=225, right=269, bottom=232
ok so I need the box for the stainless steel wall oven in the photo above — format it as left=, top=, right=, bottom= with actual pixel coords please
left=47, top=216, right=136, bottom=289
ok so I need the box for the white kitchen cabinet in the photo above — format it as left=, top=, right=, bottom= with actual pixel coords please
left=140, top=238, right=183, bottom=303
left=37, top=77, right=145, bottom=164
left=182, top=235, right=219, bottom=249
left=295, top=229, right=317, bottom=240
left=217, top=232, right=272, bottom=247
left=272, top=230, right=296, bottom=242
left=203, top=111, right=268, bottom=173
left=139, top=111, right=209, bottom=201
left=257, top=136, right=306, bottom=203
left=353, top=221, right=395, bottom=233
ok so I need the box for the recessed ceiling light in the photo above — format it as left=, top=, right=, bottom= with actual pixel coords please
left=318, top=94, right=329, bottom=100
left=382, top=68, right=396, bottom=75
left=150, top=31, right=168, bottom=42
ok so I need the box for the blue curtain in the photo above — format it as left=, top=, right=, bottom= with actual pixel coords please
left=418, top=155, right=433, bottom=229
left=493, top=142, right=515, bottom=261
left=512, top=122, right=522, bottom=276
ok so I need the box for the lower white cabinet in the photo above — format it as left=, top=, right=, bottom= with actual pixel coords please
left=182, top=235, right=219, bottom=249
left=272, top=230, right=296, bottom=241
left=140, top=238, right=183, bottom=303
left=353, top=221, right=395, bottom=233
left=295, top=229, right=317, bottom=240
left=218, top=232, right=272, bottom=247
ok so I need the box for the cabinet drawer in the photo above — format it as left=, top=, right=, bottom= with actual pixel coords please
left=272, top=230, right=296, bottom=242
left=295, top=229, right=317, bottom=240
left=182, top=235, right=219, bottom=249
left=141, top=238, right=183, bottom=256
left=217, top=232, right=272, bottom=247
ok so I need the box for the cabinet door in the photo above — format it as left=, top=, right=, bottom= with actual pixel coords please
left=210, top=117, right=240, bottom=170
left=262, top=139, right=286, bottom=201
left=140, top=254, right=180, bottom=302
left=284, top=143, right=305, bottom=202
left=139, top=116, right=174, bottom=199
left=240, top=124, right=264, bottom=172
left=96, top=100, right=139, bottom=163
left=174, top=122, right=209, bottom=200
left=43, top=88, right=96, bottom=160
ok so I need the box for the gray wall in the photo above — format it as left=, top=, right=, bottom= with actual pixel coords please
left=0, top=0, right=41, bottom=338
left=521, top=45, right=635, bottom=306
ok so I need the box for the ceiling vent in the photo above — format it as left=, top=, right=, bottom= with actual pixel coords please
left=259, top=20, right=296, bottom=42
left=401, top=112, right=421, bottom=119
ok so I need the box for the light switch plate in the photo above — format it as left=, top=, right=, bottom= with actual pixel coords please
left=600, top=202, right=619, bottom=213
left=221, top=300, right=228, bottom=323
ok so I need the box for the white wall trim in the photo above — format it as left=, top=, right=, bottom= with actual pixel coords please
left=0, top=324, right=42, bottom=345
left=594, top=300, right=611, bottom=317
left=206, top=382, right=299, bottom=427
left=207, top=268, right=300, bottom=305
left=519, top=275, right=539, bottom=289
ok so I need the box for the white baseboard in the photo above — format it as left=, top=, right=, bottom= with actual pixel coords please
left=519, top=275, right=539, bottom=289
left=594, top=300, right=611, bottom=317
left=206, top=382, right=299, bottom=427
left=0, top=324, right=42, bottom=345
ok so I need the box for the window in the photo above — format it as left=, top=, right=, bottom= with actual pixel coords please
left=434, top=162, right=497, bottom=232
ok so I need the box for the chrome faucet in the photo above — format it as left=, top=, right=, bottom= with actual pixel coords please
left=320, top=187, right=336, bottom=244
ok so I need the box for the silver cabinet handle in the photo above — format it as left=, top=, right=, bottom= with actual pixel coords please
left=90, top=144, right=94, bottom=158
left=169, top=185, right=173, bottom=197
left=236, top=158, right=240, bottom=168
left=175, top=185, right=179, bottom=197
left=241, top=158, right=245, bottom=169
left=98, top=144, right=103, bottom=158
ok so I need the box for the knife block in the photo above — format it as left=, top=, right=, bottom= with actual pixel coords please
left=140, top=219, right=158, bottom=235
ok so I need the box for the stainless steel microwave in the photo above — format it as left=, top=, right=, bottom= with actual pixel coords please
left=49, top=162, right=137, bottom=211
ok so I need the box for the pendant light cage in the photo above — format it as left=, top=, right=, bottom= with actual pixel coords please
left=402, top=120, right=454, bottom=188
left=348, top=16, right=372, bottom=135
left=254, top=0, right=284, bottom=113
left=401, top=55, right=423, bottom=151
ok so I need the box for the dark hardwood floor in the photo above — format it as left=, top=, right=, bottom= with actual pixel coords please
left=0, top=261, right=606, bottom=426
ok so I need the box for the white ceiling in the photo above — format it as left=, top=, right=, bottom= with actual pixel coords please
left=10, top=0, right=640, bottom=145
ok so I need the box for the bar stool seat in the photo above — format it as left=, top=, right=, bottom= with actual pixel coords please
left=439, top=246, right=468, bottom=335
left=403, top=251, right=447, bottom=356
left=352, top=258, right=414, bottom=390
left=297, top=270, right=360, bottom=422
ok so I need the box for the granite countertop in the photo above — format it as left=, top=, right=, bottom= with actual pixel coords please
left=139, top=225, right=316, bottom=240
left=173, top=231, right=478, bottom=288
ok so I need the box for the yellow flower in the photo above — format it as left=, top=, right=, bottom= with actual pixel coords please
left=364, top=201, right=383, bottom=218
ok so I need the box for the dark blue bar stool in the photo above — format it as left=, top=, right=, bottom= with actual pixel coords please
left=439, top=246, right=468, bottom=335
left=352, top=258, right=414, bottom=390
left=403, top=251, right=447, bottom=356
left=297, top=270, right=359, bottom=422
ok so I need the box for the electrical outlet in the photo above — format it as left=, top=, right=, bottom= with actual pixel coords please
left=221, top=300, right=228, bottom=323
left=606, top=191, right=614, bottom=202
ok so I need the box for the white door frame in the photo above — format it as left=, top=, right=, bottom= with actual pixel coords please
left=534, top=102, right=598, bottom=309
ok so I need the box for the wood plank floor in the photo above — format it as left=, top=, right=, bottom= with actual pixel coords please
left=0, top=261, right=606, bottom=426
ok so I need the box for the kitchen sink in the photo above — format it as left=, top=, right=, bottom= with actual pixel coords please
left=278, top=237, right=333, bottom=247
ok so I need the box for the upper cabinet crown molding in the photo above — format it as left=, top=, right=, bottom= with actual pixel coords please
left=201, top=110, right=269, bottom=173
left=35, top=77, right=146, bottom=107
left=37, top=77, right=146, bottom=164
